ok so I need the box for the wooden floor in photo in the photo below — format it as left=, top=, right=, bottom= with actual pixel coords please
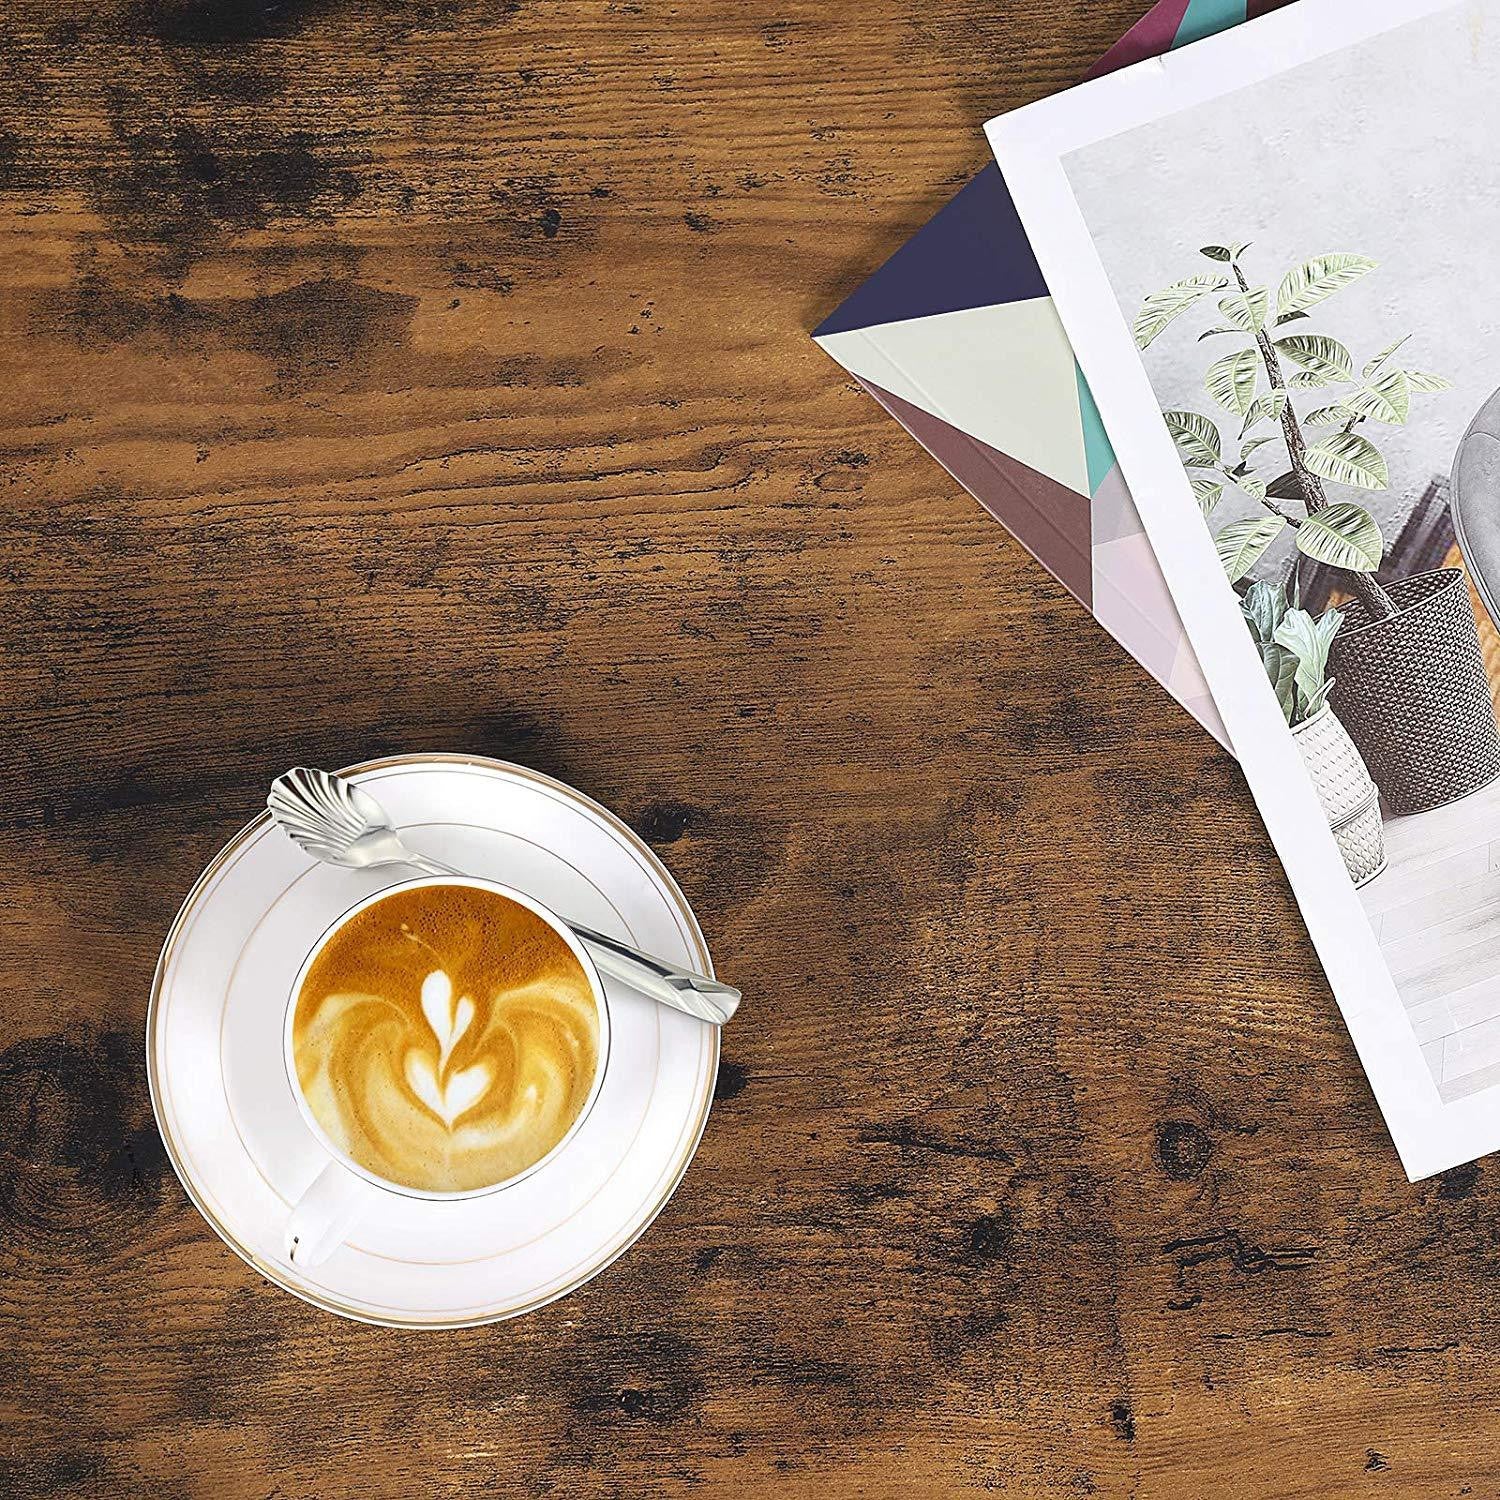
left=1363, top=773, right=1500, bottom=1101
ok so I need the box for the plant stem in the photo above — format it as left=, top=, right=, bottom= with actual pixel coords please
left=1233, top=262, right=1395, bottom=621
left=1259, top=501, right=1301, bottom=526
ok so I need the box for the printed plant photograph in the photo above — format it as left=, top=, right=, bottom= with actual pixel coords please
left=1061, top=3, right=1500, bottom=1102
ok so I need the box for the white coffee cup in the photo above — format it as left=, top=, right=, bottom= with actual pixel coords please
left=281, top=875, right=612, bottom=1267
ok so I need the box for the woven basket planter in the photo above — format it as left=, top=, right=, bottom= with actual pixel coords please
left=1290, top=705, right=1385, bottom=886
left=1327, top=567, right=1500, bottom=816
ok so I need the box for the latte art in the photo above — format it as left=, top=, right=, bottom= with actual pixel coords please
left=292, top=885, right=601, bottom=1193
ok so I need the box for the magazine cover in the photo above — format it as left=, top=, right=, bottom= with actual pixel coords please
left=990, top=0, right=1500, bottom=1175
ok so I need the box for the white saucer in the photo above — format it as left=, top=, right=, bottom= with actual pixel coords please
left=146, top=754, right=719, bottom=1327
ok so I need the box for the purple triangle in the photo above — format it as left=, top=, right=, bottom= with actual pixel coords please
left=861, top=378, right=1092, bottom=608
left=812, top=165, right=1049, bottom=339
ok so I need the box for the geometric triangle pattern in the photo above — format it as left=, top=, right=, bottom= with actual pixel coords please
left=812, top=164, right=1049, bottom=339
left=1175, top=0, right=1253, bottom=45
left=812, top=0, right=1283, bottom=753
left=1087, top=0, right=1194, bottom=77
left=816, top=299, right=1092, bottom=498
left=1091, top=464, right=1229, bottom=746
left=1075, top=365, right=1117, bottom=497
left=858, top=377, right=1095, bottom=606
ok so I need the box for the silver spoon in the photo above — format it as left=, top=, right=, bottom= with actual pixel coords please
left=267, top=766, right=740, bottom=1026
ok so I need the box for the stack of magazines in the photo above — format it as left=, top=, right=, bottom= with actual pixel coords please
left=817, top=0, right=1500, bottom=1178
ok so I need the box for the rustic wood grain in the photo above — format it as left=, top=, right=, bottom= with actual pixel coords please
left=1, top=1, right=1497, bottom=1495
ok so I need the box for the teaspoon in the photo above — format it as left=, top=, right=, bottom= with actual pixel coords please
left=267, top=766, right=739, bottom=1026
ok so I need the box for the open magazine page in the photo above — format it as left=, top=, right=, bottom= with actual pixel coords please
left=990, top=0, right=1500, bottom=1175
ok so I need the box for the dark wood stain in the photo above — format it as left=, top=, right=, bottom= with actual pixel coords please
left=1, top=0, right=1496, bottom=1494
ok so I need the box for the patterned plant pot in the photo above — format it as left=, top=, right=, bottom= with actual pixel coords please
left=1291, top=704, right=1386, bottom=887
left=1325, top=568, right=1500, bottom=816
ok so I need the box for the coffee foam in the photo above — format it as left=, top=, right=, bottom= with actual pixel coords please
left=292, top=885, right=600, bottom=1193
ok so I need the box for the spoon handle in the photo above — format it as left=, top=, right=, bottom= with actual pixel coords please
left=399, top=851, right=739, bottom=1024
left=569, top=923, right=741, bottom=1025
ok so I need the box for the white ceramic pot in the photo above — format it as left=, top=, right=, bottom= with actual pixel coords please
left=1292, top=703, right=1386, bottom=887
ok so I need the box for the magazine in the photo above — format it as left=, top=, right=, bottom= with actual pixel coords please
left=990, top=0, right=1500, bottom=1176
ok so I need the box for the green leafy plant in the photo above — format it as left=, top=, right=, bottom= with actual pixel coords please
left=1135, top=246, right=1452, bottom=619
left=1240, top=579, right=1341, bottom=726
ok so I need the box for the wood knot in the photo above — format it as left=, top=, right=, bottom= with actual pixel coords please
left=1156, top=1120, right=1211, bottom=1180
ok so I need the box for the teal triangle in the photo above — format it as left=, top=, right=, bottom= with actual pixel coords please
left=1174, top=0, right=1247, bottom=47
left=1076, top=365, right=1116, bottom=497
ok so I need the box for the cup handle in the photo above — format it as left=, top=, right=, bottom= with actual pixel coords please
left=284, top=1162, right=374, bottom=1268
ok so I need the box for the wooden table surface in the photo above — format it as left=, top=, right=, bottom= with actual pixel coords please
left=3, top=2, right=1496, bottom=1495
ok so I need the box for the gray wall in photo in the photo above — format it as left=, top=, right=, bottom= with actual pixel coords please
left=1065, top=1, right=1500, bottom=556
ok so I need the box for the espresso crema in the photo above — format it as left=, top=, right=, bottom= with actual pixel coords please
left=292, top=885, right=600, bottom=1193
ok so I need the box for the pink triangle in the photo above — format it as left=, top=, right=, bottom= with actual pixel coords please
left=1087, top=0, right=1194, bottom=78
